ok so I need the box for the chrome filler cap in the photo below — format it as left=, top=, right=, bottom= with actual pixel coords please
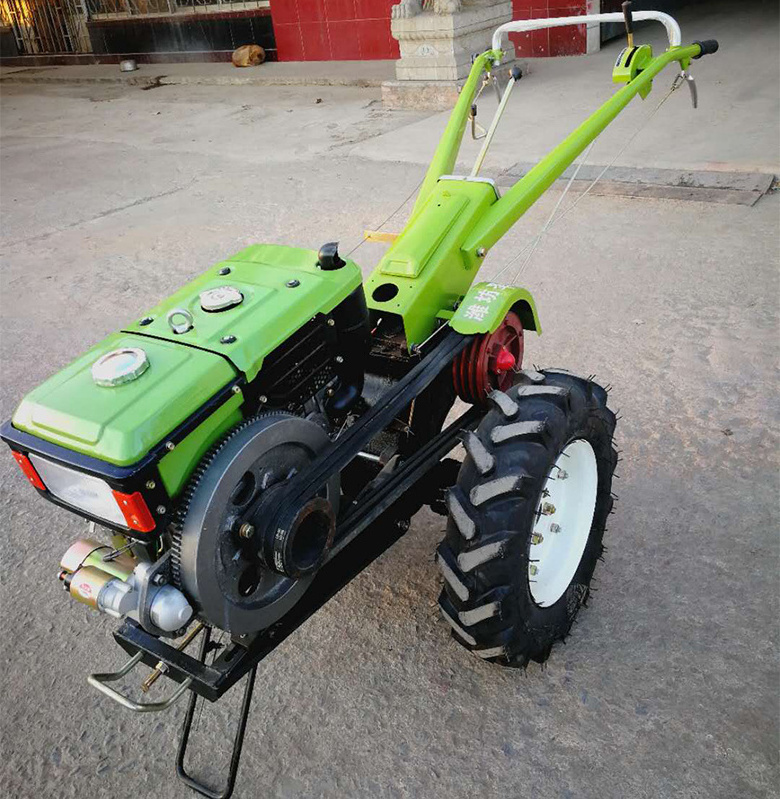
left=200, top=286, right=243, bottom=312
left=92, top=347, right=150, bottom=387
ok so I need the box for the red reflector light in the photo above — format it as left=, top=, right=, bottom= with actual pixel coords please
left=12, top=451, right=46, bottom=491
left=495, top=347, right=516, bottom=373
left=112, top=490, right=156, bottom=533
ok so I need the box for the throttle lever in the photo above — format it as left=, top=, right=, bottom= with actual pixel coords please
left=622, top=1, right=634, bottom=48
left=469, top=72, right=491, bottom=140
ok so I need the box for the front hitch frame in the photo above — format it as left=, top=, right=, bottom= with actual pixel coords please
left=88, top=651, right=194, bottom=712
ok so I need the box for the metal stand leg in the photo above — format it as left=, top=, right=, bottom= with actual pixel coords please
left=176, top=627, right=258, bottom=799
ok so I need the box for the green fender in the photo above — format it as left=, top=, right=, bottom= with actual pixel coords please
left=449, top=282, right=541, bottom=336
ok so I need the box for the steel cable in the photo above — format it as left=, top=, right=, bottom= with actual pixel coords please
left=492, top=76, right=683, bottom=287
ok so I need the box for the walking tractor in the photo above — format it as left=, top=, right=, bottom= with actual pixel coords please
left=3, top=6, right=717, bottom=797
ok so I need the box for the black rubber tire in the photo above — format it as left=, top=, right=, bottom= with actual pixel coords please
left=436, top=370, right=618, bottom=667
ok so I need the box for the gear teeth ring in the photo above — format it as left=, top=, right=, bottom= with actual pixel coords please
left=169, top=412, right=292, bottom=590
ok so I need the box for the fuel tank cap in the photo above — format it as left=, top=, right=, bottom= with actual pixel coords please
left=92, top=347, right=149, bottom=388
left=200, top=286, right=244, bottom=312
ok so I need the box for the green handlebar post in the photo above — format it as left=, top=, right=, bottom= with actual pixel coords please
left=461, top=42, right=703, bottom=257
left=410, top=49, right=503, bottom=218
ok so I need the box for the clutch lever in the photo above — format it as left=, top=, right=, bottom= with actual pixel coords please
left=683, top=71, right=698, bottom=109
left=672, top=69, right=698, bottom=109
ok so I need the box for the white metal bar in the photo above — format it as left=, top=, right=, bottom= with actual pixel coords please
left=470, top=73, right=521, bottom=177
left=492, top=11, right=682, bottom=55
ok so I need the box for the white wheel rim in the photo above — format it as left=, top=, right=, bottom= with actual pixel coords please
left=528, top=439, right=598, bottom=607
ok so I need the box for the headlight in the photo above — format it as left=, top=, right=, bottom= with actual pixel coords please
left=29, top=455, right=128, bottom=527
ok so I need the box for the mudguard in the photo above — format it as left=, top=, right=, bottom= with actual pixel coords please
left=449, top=281, right=541, bottom=336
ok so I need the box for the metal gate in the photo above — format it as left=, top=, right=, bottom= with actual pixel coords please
left=1, top=0, right=271, bottom=56
left=1, top=0, right=90, bottom=54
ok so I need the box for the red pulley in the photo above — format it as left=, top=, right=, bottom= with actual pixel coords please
left=453, top=311, right=524, bottom=405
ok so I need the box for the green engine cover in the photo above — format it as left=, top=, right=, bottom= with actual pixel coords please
left=124, top=244, right=362, bottom=382
left=12, top=333, right=236, bottom=467
left=12, top=244, right=362, bottom=469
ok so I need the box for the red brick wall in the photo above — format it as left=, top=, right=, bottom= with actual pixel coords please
left=510, top=1, right=589, bottom=57
left=271, top=0, right=399, bottom=61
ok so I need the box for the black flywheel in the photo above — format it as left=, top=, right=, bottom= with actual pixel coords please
left=171, top=413, right=339, bottom=635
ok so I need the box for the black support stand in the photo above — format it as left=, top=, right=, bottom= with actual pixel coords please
left=176, top=626, right=258, bottom=799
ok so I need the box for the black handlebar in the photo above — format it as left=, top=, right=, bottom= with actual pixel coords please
left=693, top=39, right=719, bottom=58
left=622, top=1, right=634, bottom=36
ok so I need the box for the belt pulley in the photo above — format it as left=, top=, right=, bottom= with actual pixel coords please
left=453, top=311, right=524, bottom=405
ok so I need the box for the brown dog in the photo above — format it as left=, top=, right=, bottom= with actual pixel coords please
left=232, top=45, right=266, bottom=68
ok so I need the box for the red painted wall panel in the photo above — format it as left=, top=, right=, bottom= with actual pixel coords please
left=510, top=0, right=588, bottom=57
left=271, top=0, right=399, bottom=61
left=272, top=0, right=588, bottom=62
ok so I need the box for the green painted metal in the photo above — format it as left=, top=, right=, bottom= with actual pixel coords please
left=10, top=37, right=709, bottom=478
left=410, top=49, right=503, bottom=219
left=13, top=333, right=236, bottom=466
left=365, top=179, right=499, bottom=346
left=462, top=43, right=703, bottom=255
left=451, top=282, right=541, bottom=336
left=367, top=41, right=701, bottom=350
left=12, top=244, right=360, bottom=467
left=124, top=244, right=362, bottom=382
left=157, top=391, right=243, bottom=497
left=612, top=44, right=654, bottom=96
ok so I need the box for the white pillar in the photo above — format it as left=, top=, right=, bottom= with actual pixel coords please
left=391, top=1, right=516, bottom=83
left=586, top=0, right=601, bottom=54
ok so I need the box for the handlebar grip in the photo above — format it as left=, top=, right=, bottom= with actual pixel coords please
left=622, top=1, right=633, bottom=35
left=693, top=39, right=719, bottom=58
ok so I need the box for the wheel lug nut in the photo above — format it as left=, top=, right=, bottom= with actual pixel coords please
left=239, top=523, right=255, bottom=540
left=541, top=502, right=556, bottom=516
left=531, top=532, right=544, bottom=545
left=549, top=523, right=561, bottom=533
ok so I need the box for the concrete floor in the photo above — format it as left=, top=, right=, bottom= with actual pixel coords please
left=1, top=16, right=778, bottom=799
left=0, top=59, right=396, bottom=88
